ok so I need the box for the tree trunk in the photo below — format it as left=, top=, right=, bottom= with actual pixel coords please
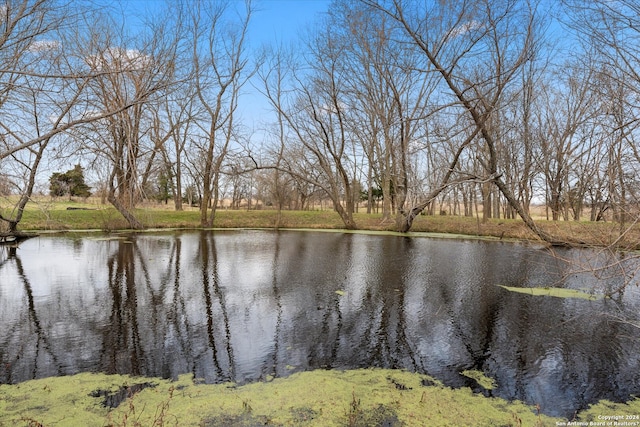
left=381, top=176, right=392, bottom=221
left=210, top=170, right=221, bottom=226
left=335, top=203, right=357, bottom=229
left=108, top=192, right=144, bottom=230
left=174, top=157, right=183, bottom=211
left=493, top=177, right=558, bottom=244
left=200, top=164, right=213, bottom=227
left=482, top=182, right=492, bottom=223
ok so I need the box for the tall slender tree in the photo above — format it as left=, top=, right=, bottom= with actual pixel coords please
left=188, top=0, right=254, bottom=227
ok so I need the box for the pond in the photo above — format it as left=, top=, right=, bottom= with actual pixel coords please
left=1, top=229, right=639, bottom=418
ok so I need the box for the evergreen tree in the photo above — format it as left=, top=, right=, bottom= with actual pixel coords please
left=49, top=165, right=91, bottom=198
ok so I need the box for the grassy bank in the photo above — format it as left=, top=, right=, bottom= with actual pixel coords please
left=2, top=369, right=639, bottom=426
left=4, top=197, right=640, bottom=248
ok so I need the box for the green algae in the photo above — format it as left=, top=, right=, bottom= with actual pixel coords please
left=576, top=397, right=640, bottom=423
left=283, top=227, right=506, bottom=242
left=461, top=370, right=496, bottom=390
left=0, top=369, right=563, bottom=426
left=4, top=368, right=638, bottom=426
left=498, top=285, right=603, bottom=300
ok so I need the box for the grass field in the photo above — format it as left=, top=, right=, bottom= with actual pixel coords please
left=2, top=196, right=639, bottom=248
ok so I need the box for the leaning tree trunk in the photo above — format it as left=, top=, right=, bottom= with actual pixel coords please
left=334, top=202, right=357, bottom=230
left=0, top=141, right=49, bottom=233
left=108, top=191, right=144, bottom=230
left=493, top=176, right=566, bottom=245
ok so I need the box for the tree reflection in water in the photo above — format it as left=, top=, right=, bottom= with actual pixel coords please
left=0, top=246, right=61, bottom=382
left=1, top=230, right=639, bottom=418
left=102, top=240, right=144, bottom=376
left=198, top=232, right=235, bottom=382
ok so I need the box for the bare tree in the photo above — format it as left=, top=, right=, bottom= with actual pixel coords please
left=535, top=62, right=597, bottom=221
left=364, top=0, right=561, bottom=241
left=188, top=0, right=254, bottom=227
left=0, top=1, right=112, bottom=232
left=74, top=9, right=178, bottom=229
left=331, top=1, right=437, bottom=228
left=562, top=0, right=640, bottom=239
left=256, top=45, right=294, bottom=226
left=259, top=21, right=362, bottom=229
left=158, top=84, right=199, bottom=211
left=497, top=54, right=548, bottom=219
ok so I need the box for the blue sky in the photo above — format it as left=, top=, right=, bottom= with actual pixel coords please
left=248, top=1, right=331, bottom=132
left=250, top=0, right=330, bottom=45
left=116, top=0, right=331, bottom=46
left=113, top=0, right=332, bottom=128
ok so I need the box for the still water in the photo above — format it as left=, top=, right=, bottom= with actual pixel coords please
left=1, top=230, right=639, bottom=417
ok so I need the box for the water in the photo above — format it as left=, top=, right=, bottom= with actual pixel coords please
left=1, top=229, right=639, bottom=418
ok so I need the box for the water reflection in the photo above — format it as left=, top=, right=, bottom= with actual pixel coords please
left=1, top=230, right=639, bottom=418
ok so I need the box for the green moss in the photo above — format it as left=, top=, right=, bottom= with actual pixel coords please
left=498, top=285, right=603, bottom=300
left=0, top=369, right=565, bottom=426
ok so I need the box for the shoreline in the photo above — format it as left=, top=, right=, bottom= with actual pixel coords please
left=6, top=206, right=639, bottom=250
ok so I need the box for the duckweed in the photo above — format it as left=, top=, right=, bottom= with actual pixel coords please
left=1, top=368, right=637, bottom=426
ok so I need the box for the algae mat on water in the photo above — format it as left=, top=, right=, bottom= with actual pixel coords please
left=0, top=369, right=562, bottom=426
left=498, top=284, right=604, bottom=300
left=3, top=369, right=639, bottom=426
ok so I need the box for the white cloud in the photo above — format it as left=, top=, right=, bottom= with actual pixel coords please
left=450, top=21, right=483, bottom=38
left=86, top=47, right=151, bottom=71
left=28, top=39, right=61, bottom=53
